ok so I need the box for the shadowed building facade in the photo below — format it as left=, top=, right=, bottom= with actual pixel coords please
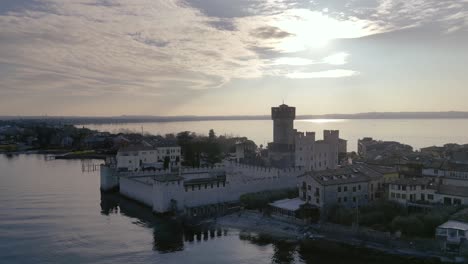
left=268, top=104, right=297, bottom=168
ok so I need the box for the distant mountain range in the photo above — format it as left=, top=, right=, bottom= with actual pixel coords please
left=2, top=111, right=468, bottom=124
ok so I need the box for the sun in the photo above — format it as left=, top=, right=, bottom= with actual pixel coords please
left=271, top=9, right=378, bottom=52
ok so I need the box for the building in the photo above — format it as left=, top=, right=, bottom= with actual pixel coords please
left=388, top=177, right=468, bottom=206
left=269, top=198, right=306, bottom=220
left=295, top=130, right=340, bottom=171
left=264, top=104, right=345, bottom=170
left=101, top=161, right=305, bottom=214
left=436, top=220, right=468, bottom=252
left=423, top=160, right=468, bottom=187
left=357, top=137, right=413, bottom=160
left=268, top=104, right=297, bottom=167
left=298, top=164, right=385, bottom=209
left=116, top=144, right=181, bottom=171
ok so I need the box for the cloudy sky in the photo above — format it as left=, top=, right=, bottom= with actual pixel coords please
left=0, top=0, right=467, bottom=116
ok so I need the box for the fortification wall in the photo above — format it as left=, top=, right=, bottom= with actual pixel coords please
left=100, top=165, right=119, bottom=191
left=120, top=176, right=153, bottom=207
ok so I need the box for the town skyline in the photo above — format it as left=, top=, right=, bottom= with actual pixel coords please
left=0, top=0, right=467, bottom=116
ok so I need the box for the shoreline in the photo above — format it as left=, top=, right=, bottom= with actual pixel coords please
left=0, top=150, right=109, bottom=160
left=213, top=211, right=461, bottom=263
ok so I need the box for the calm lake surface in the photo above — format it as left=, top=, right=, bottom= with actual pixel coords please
left=83, top=119, right=468, bottom=151
left=0, top=155, right=440, bottom=264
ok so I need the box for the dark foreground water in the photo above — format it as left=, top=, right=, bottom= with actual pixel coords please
left=0, top=154, right=440, bottom=264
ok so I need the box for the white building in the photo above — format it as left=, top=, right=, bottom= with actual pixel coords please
left=101, top=161, right=305, bottom=214
left=295, top=130, right=340, bottom=171
left=116, top=144, right=181, bottom=171
left=436, top=221, right=468, bottom=252
left=388, top=177, right=468, bottom=206
left=423, top=161, right=468, bottom=187
left=298, top=164, right=385, bottom=208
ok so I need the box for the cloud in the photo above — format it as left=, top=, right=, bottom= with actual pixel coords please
left=0, top=0, right=465, bottom=105
left=251, top=26, right=293, bottom=39
left=286, top=69, right=359, bottom=79
left=323, top=52, right=349, bottom=65
left=273, top=57, right=316, bottom=66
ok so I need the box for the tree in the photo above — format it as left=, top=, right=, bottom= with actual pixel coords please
left=208, top=129, right=216, bottom=141
left=163, top=156, right=170, bottom=170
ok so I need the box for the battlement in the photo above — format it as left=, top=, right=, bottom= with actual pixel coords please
left=227, top=161, right=305, bottom=176
left=324, top=130, right=339, bottom=142
left=296, top=131, right=316, bottom=139
left=271, top=104, right=296, bottom=119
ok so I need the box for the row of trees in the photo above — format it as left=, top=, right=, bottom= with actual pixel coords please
left=173, top=129, right=257, bottom=167
left=325, top=201, right=464, bottom=237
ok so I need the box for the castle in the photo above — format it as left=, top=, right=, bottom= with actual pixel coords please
left=100, top=104, right=346, bottom=214
left=267, top=103, right=342, bottom=170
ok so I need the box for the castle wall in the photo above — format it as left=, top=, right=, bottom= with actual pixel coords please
left=119, top=176, right=153, bottom=207
left=100, top=165, right=119, bottom=191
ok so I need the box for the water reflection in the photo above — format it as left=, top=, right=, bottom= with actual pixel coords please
left=100, top=192, right=440, bottom=263
left=100, top=192, right=231, bottom=254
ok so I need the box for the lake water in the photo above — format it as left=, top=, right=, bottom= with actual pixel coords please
left=83, top=119, right=468, bottom=152
left=0, top=154, right=437, bottom=263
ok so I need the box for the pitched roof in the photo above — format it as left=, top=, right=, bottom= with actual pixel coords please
left=303, top=164, right=383, bottom=186
left=436, top=184, right=468, bottom=197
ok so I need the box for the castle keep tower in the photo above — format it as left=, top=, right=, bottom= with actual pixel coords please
left=268, top=104, right=296, bottom=168
left=271, top=104, right=296, bottom=146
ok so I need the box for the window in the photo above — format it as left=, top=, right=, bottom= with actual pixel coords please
left=402, top=194, right=406, bottom=199
left=338, top=186, right=342, bottom=192
left=402, top=186, right=406, bottom=191
left=396, top=193, right=401, bottom=198
left=353, top=186, right=356, bottom=192
left=308, top=195, right=311, bottom=201
left=316, top=187, right=320, bottom=195
left=338, top=197, right=341, bottom=203
left=344, top=186, right=348, bottom=192
left=391, top=192, right=395, bottom=198
left=353, top=197, right=356, bottom=203
left=428, top=194, right=434, bottom=200
left=316, top=198, right=320, bottom=204
left=308, top=185, right=311, bottom=190
left=358, top=185, right=361, bottom=191
left=344, top=197, right=348, bottom=202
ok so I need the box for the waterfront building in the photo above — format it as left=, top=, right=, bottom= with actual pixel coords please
left=116, top=144, right=181, bottom=171
left=268, top=198, right=306, bottom=220
left=101, top=161, right=305, bottom=214
left=436, top=220, right=468, bottom=252
left=267, top=103, right=344, bottom=170
left=388, top=177, right=468, bottom=206
left=298, top=164, right=385, bottom=208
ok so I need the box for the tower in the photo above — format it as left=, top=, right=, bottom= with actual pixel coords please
left=271, top=104, right=296, bottom=146
left=268, top=104, right=296, bottom=168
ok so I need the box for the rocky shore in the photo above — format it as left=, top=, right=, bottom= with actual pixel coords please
left=214, top=210, right=462, bottom=263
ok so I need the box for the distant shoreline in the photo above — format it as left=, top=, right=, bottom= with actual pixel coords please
left=2, top=112, right=468, bottom=124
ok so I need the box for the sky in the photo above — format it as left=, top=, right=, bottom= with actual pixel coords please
left=0, top=0, right=467, bottom=116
